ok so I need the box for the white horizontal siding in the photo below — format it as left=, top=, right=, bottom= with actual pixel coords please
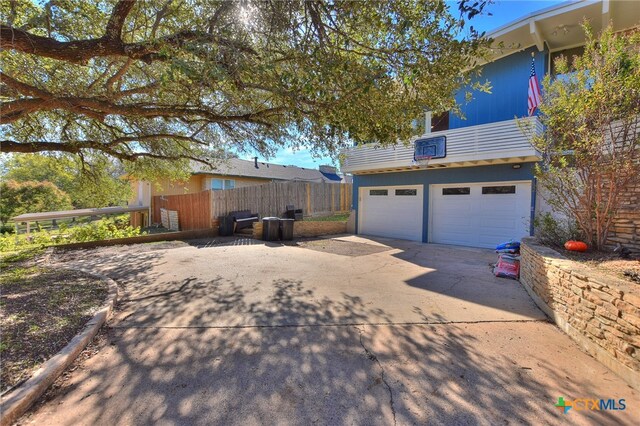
left=342, top=117, right=542, bottom=173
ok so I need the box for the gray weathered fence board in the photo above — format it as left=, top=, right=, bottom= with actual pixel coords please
left=210, top=181, right=352, bottom=219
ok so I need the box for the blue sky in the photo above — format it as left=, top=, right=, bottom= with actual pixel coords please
left=242, top=0, right=565, bottom=170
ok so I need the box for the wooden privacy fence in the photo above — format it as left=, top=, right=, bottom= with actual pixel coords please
left=211, top=181, right=352, bottom=219
left=152, top=190, right=212, bottom=231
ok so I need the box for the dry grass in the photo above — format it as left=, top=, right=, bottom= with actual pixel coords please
left=0, top=250, right=108, bottom=393
left=562, top=249, right=640, bottom=284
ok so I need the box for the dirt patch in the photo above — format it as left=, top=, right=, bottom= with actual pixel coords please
left=561, top=249, right=640, bottom=284
left=0, top=252, right=108, bottom=393
left=296, top=238, right=391, bottom=257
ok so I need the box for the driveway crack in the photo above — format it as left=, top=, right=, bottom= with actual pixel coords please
left=358, top=329, right=397, bottom=426
left=443, top=276, right=464, bottom=293
left=126, top=277, right=196, bottom=302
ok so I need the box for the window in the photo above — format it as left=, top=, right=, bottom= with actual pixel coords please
left=369, top=189, right=388, bottom=196
left=395, top=189, right=417, bottom=196
left=211, top=178, right=235, bottom=190
left=442, top=187, right=470, bottom=195
left=482, top=185, right=516, bottom=194
left=431, top=111, right=449, bottom=132
left=211, top=179, right=223, bottom=190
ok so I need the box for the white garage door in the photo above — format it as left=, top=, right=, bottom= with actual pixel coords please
left=359, top=185, right=423, bottom=241
left=430, top=181, right=532, bottom=248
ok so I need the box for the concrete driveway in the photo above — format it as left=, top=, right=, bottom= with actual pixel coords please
left=23, top=236, right=638, bottom=425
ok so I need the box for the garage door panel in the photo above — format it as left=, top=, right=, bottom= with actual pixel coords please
left=479, top=217, right=517, bottom=230
left=438, top=205, right=473, bottom=216
left=438, top=219, right=473, bottom=229
left=478, top=226, right=518, bottom=238
left=432, top=199, right=471, bottom=216
left=359, top=185, right=423, bottom=242
left=433, top=234, right=476, bottom=246
left=480, top=198, right=518, bottom=212
left=437, top=224, right=474, bottom=239
left=431, top=182, right=531, bottom=249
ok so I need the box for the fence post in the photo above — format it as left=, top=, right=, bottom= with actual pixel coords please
left=331, top=185, right=335, bottom=212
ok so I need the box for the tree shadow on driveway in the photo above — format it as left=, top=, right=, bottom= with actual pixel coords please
left=28, top=275, right=635, bottom=425
left=343, top=237, right=549, bottom=322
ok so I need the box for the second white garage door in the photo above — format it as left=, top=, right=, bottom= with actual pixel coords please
left=358, top=185, right=423, bottom=241
left=430, top=181, right=532, bottom=248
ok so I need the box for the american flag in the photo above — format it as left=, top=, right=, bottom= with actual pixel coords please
left=528, top=57, right=542, bottom=116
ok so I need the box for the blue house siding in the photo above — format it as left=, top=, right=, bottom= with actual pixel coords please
left=352, top=162, right=536, bottom=243
left=450, top=46, right=547, bottom=129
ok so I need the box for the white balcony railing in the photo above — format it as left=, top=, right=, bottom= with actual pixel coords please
left=341, top=117, right=542, bottom=173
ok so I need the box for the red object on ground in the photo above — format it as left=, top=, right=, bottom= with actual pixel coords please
left=564, top=240, right=588, bottom=252
left=494, top=254, right=520, bottom=280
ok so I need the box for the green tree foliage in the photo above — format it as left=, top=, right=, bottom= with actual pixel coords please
left=529, top=25, right=640, bottom=249
left=0, top=180, right=73, bottom=225
left=1, top=154, right=132, bottom=208
left=0, top=0, right=490, bottom=177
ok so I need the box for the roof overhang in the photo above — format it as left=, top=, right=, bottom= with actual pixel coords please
left=484, top=0, right=639, bottom=61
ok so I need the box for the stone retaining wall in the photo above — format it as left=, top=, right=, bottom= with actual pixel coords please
left=253, top=221, right=347, bottom=240
left=606, top=182, right=640, bottom=254
left=520, top=237, right=640, bottom=390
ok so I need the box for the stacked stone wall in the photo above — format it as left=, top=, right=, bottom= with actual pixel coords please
left=520, top=237, right=640, bottom=390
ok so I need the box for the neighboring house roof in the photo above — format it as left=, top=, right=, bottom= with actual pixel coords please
left=192, top=158, right=345, bottom=183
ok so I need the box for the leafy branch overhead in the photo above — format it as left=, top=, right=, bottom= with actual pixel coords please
left=1, top=0, right=489, bottom=170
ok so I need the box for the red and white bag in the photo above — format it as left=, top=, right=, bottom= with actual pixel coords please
left=493, top=254, right=520, bottom=280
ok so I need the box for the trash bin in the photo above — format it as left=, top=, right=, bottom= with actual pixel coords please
left=279, top=218, right=294, bottom=241
left=218, top=215, right=234, bottom=236
left=262, top=217, right=280, bottom=241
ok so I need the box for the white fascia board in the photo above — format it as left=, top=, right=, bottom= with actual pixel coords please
left=342, top=150, right=541, bottom=173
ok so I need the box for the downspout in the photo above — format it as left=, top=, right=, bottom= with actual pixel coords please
left=530, top=177, right=537, bottom=236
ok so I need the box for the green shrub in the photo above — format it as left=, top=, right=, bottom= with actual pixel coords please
left=534, top=213, right=584, bottom=249
left=0, top=218, right=143, bottom=252
left=65, top=218, right=141, bottom=242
